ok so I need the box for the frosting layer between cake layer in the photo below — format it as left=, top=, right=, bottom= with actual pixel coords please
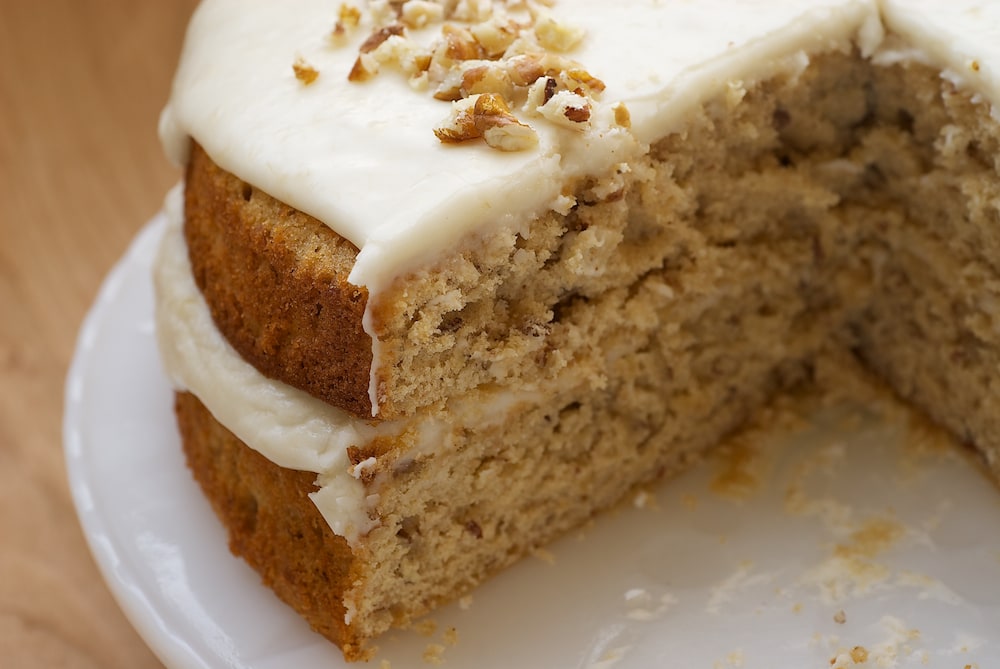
left=155, top=186, right=545, bottom=542
left=155, top=186, right=388, bottom=541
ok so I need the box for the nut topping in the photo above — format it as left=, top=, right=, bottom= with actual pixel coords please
left=537, top=89, right=591, bottom=128
left=434, top=93, right=538, bottom=151
left=292, top=57, right=320, bottom=85
left=360, top=23, right=406, bottom=53
left=612, top=101, right=631, bottom=129
left=332, top=3, right=362, bottom=43
left=334, top=0, right=617, bottom=151
left=533, top=11, right=584, bottom=52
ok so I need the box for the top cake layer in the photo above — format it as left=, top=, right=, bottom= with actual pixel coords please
left=161, top=0, right=876, bottom=292
left=160, top=0, right=999, bottom=295
left=159, top=0, right=1000, bottom=418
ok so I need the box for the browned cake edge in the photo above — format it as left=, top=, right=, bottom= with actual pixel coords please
left=174, top=390, right=372, bottom=661
left=183, top=143, right=374, bottom=418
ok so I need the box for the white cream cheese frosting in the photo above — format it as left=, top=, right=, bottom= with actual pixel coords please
left=154, top=185, right=392, bottom=541
left=879, top=0, right=1000, bottom=118
left=160, top=0, right=890, bottom=297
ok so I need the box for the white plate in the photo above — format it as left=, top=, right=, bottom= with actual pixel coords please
left=65, top=214, right=1000, bottom=669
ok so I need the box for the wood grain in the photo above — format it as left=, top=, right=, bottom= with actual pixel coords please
left=0, top=1, right=198, bottom=666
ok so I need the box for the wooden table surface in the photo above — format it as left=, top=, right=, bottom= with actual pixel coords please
left=1, top=1, right=199, bottom=666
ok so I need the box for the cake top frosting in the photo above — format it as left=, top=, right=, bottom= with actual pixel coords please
left=879, top=0, right=1000, bottom=104
left=160, top=0, right=998, bottom=294
left=159, top=0, right=867, bottom=292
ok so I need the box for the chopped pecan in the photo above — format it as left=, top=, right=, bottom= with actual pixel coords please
left=506, top=53, right=546, bottom=86
left=538, top=89, right=591, bottom=128
left=348, top=52, right=379, bottom=81
left=612, top=101, right=631, bottom=128
left=292, top=57, right=320, bottom=85
left=401, top=0, right=444, bottom=28
left=443, top=24, right=485, bottom=61
left=332, top=3, right=362, bottom=42
left=533, top=12, right=584, bottom=52
left=434, top=93, right=538, bottom=151
left=360, top=23, right=406, bottom=53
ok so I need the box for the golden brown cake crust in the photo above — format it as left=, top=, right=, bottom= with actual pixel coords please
left=174, top=391, right=370, bottom=661
left=184, top=143, right=374, bottom=418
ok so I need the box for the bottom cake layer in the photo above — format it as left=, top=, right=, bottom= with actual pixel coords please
left=174, top=391, right=367, bottom=657
left=173, top=353, right=792, bottom=662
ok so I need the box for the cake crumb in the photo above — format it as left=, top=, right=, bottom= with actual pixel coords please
left=632, top=489, right=652, bottom=509
left=442, top=626, right=459, bottom=646
left=293, top=57, right=320, bottom=85
left=458, top=595, right=474, bottom=610
left=833, top=609, right=847, bottom=624
left=531, top=547, right=556, bottom=564
left=380, top=660, right=392, bottom=669
left=725, top=80, right=747, bottom=109
left=835, top=516, right=905, bottom=562
left=710, top=437, right=762, bottom=501
left=850, top=646, right=869, bottom=663
left=713, top=649, right=746, bottom=668
left=423, top=643, right=446, bottom=665
left=829, top=645, right=869, bottom=668
left=551, top=191, right=577, bottom=215
left=412, top=619, right=437, bottom=637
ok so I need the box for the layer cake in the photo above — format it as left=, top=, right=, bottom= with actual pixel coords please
left=154, top=0, right=1000, bottom=660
